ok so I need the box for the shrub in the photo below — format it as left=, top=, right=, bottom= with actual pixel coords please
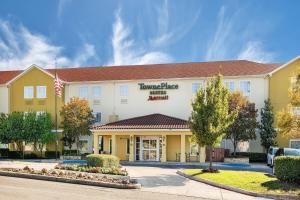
left=24, top=152, right=39, bottom=159
left=86, top=154, right=119, bottom=168
left=45, top=151, right=60, bottom=159
left=8, top=151, right=23, bottom=159
left=274, top=156, right=300, bottom=183
left=229, top=152, right=267, bottom=163
left=0, top=149, right=9, bottom=158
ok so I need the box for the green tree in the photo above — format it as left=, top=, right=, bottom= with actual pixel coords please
left=277, top=69, right=300, bottom=139
left=259, top=99, right=277, bottom=152
left=189, top=75, right=237, bottom=171
left=60, top=97, right=94, bottom=155
left=225, top=92, right=258, bottom=156
left=6, top=112, right=25, bottom=152
left=0, top=113, right=10, bottom=145
left=36, top=112, right=54, bottom=157
left=24, top=112, right=39, bottom=150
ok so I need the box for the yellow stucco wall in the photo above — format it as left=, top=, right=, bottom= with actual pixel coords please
left=8, top=66, right=65, bottom=152
left=166, top=135, right=181, bottom=161
left=269, top=58, right=300, bottom=147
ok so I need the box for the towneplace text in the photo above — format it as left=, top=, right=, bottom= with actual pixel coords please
left=138, top=83, right=179, bottom=101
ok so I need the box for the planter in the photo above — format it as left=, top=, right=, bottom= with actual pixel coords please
left=0, top=169, right=141, bottom=189
left=224, top=157, right=249, bottom=164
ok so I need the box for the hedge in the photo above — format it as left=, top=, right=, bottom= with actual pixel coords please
left=45, top=151, right=60, bottom=159
left=230, top=152, right=267, bottom=163
left=86, top=154, right=119, bottom=168
left=274, top=156, right=300, bottom=183
left=0, top=149, right=9, bottom=157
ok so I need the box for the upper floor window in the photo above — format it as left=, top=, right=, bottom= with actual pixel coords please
left=192, top=82, right=203, bottom=94
left=79, top=86, right=88, bottom=99
left=120, top=85, right=129, bottom=97
left=240, top=81, right=251, bottom=96
left=36, top=86, right=47, bottom=99
left=92, top=86, right=101, bottom=99
left=24, top=86, right=34, bottom=99
left=224, top=81, right=235, bottom=92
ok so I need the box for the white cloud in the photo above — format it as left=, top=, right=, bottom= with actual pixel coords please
left=0, top=20, right=96, bottom=70
left=237, top=41, right=274, bottom=63
left=205, top=6, right=275, bottom=63
left=205, top=6, right=234, bottom=61
left=108, top=10, right=172, bottom=66
left=151, top=0, right=201, bottom=48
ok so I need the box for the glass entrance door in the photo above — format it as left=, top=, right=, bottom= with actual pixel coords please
left=141, top=137, right=159, bottom=161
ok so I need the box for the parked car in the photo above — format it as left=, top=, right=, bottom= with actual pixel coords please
left=269, top=147, right=300, bottom=167
left=267, top=147, right=278, bottom=166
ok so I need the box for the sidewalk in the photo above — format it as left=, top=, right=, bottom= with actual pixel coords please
left=121, top=161, right=272, bottom=173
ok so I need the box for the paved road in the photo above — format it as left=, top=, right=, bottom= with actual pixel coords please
left=125, top=166, right=271, bottom=200
left=0, top=176, right=208, bottom=200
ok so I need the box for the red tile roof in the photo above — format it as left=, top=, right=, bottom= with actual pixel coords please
left=0, top=60, right=281, bottom=84
left=0, top=70, right=22, bottom=85
left=92, top=113, right=189, bottom=130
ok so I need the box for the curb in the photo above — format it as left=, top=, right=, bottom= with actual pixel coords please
left=0, top=171, right=141, bottom=189
left=177, top=171, right=299, bottom=200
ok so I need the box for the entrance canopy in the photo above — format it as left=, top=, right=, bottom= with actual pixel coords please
left=91, top=114, right=205, bottom=163
left=92, top=113, right=189, bottom=130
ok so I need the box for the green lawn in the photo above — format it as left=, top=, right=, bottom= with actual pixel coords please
left=184, top=169, right=300, bottom=196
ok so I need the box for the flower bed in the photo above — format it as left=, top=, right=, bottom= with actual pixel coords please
left=0, top=166, right=140, bottom=189
left=54, top=164, right=128, bottom=176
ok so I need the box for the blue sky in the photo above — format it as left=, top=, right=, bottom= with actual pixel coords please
left=0, top=0, right=299, bottom=70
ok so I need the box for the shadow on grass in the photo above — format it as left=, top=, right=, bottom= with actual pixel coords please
left=261, top=179, right=300, bottom=193
left=190, top=169, right=220, bottom=177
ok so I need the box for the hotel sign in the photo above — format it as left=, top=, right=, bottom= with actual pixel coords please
left=138, top=83, right=179, bottom=101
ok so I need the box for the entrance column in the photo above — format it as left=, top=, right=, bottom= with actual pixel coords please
left=93, top=133, right=99, bottom=154
left=161, top=134, right=167, bottom=162
left=129, top=134, right=134, bottom=162
left=199, top=146, right=206, bottom=163
left=180, top=133, right=186, bottom=162
left=111, top=135, right=117, bottom=156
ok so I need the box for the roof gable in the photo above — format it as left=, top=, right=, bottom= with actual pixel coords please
left=268, top=55, right=300, bottom=76
left=6, top=64, right=55, bottom=85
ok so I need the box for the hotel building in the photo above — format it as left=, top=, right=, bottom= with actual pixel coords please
left=0, top=56, right=299, bottom=162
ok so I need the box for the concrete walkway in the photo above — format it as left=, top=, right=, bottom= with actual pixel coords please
left=125, top=166, right=271, bottom=200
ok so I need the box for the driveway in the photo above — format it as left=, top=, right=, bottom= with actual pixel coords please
left=125, top=166, right=271, bottom=200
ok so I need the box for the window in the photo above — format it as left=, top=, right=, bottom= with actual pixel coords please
left=92, top=112, right=101, bottom=123
left=240, top=81, right=251, bottom=96
left=224, top=81, right=235, bottom=92
left=24, top=86, right=34, bottom=99
left=190, top=143, right=199, bottom=155
left=120, top=85, right=129, bottom=97
left=92, top=86, right=101, bottom=99
left=192, top=82, right=203, bottom=94
left=79, top=86, right=88, bottom=99
left=290, top=140, right=300, bottom=149
left=291, top=107, right=300, bottom=116
left=36, top=86, right=47, bottom=98
left=36, top=111, right=45, bottom=116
